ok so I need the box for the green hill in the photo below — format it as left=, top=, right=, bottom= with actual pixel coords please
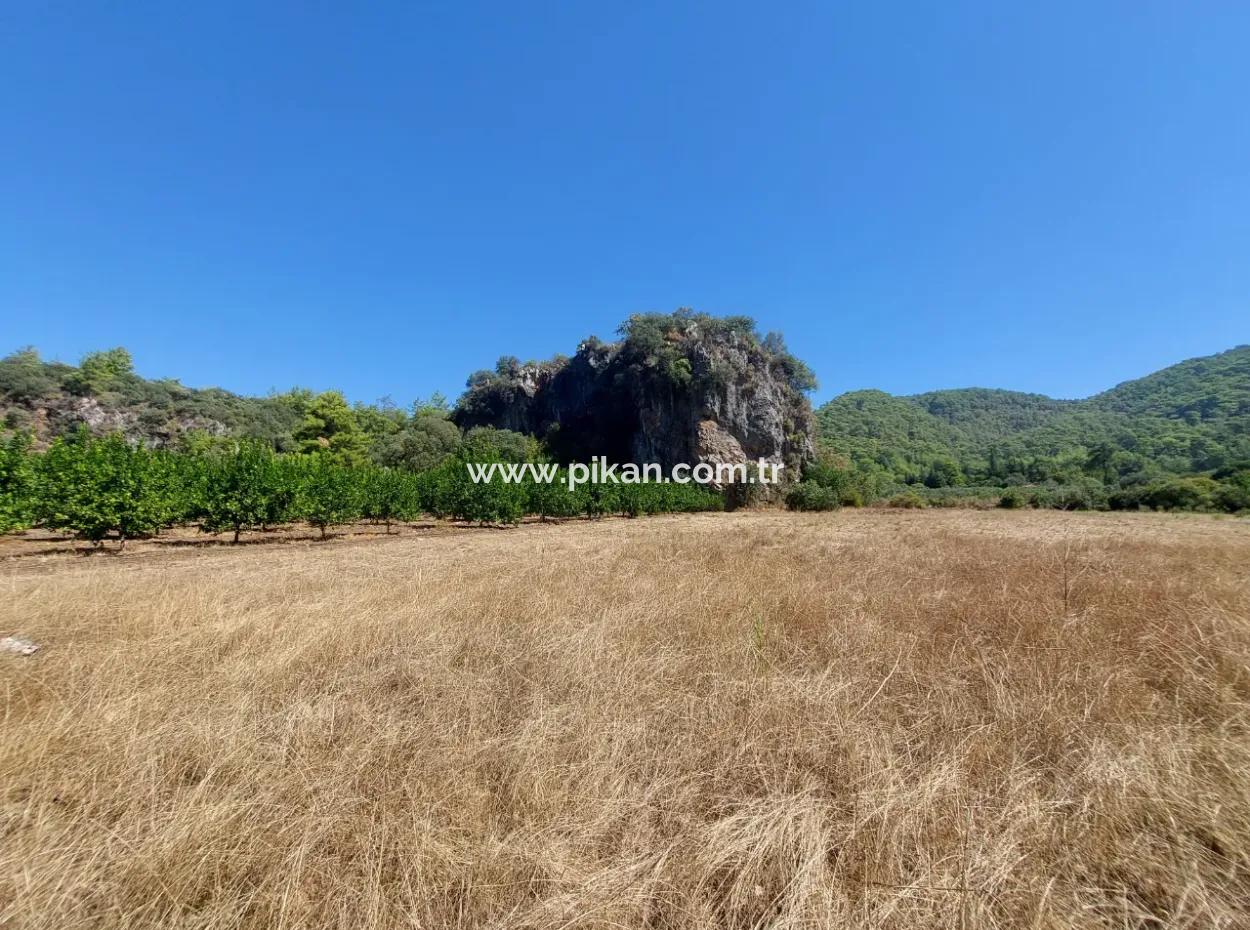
left=816, top=346, right=1250, bottom=491
left=1089, top=345, right=1250, bottom=420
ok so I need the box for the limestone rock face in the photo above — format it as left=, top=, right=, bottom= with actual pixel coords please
left=455, top=320, right=815, bottom=497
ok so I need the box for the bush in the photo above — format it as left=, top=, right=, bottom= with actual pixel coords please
left=998, top=488, right=1029, bottom=509
left=803, top=454, right=885, bottom=506
left=1139, top=476, right=1220, bottom=512
left=1051, top=478, right=1109, bottom=511
left=785, top=481, right=841, bottom=512
left=1026, top=486, right=1057, bottom=509
left=0, top=348, right=57, bottom=403
left=1214, top=470, right=1250, bottom=513
left=886, top=492, right=927, bottom=509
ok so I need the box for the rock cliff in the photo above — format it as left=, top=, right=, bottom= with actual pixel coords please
left=454, top=311, right=816, bottom=496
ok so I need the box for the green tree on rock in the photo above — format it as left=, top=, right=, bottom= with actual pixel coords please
left=67, top=347, right=135, bottom=395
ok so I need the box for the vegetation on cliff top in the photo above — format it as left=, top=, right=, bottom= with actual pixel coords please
left=456, top=309, right=817, bottom=424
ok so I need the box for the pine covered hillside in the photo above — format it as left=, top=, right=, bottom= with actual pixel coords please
left=816, top=345, right=1250, bottom=489
left=910, top=389, right=1075, bottom=441
left=1089, top=344, right=1250, bottom=420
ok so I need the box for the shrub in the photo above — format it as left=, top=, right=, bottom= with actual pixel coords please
left=1214, top=470, right=1250, bottom=513
left=1051, top=479, right=1109, bottom=511
left=886, top=492, right=927, bottom=509
left=998, top=488, right=1029, bottom=509
left=803, top=454, right=884, bottom=506
left=785, top=481, right=841, bottom=512
left=1139, top=476, right=1220, bottom=512
left=1026, top=486, right=1057, bottom=509
left=0, top=348, right=57, bottom=403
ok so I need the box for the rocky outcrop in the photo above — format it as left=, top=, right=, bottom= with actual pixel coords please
left=454, top=313, right=816, bottom=497
left=12, top=396, right=230, bottom=450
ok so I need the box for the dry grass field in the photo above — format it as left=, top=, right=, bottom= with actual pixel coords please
left=2, top=510, right=1249, bottom=929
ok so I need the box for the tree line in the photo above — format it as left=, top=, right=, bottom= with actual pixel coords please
left=0, top=431, right=722, bottom=546
left=783, top=446, right=1250, bottom=513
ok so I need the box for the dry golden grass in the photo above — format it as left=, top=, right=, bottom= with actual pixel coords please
left=2, top=510, right=1250, bottom=929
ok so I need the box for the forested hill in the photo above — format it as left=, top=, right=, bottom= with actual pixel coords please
left=1089, top=345, right=1250, bottom=419
left=815, top=345, right=1250, bottom=488
left=3, top=339, right=1248, bottom=507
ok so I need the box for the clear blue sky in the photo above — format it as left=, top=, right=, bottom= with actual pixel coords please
left=2, top=2, right=1247, bottom=407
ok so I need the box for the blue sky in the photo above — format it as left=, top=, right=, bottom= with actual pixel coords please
left=2, top=1, right=1247, bottom=407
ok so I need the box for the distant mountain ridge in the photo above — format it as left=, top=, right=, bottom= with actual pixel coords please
left=815, top=345, right=1250, bottom=486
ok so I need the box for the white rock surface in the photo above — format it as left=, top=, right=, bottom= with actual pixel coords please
left=1, top=636, right=40, bottom=656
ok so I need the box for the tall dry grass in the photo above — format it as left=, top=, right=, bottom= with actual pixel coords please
left=2, top=510, right=1249, bottom=929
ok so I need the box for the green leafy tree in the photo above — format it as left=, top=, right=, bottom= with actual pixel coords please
left=33, top=432, right=177, bottom=546
left=0, top=432, right=34, bottom=533
left=525, top=469, right=582, bottom=521
left=425, top=456, right=525, bottom=525
left=462, top=426, right=537, bottom=463
left=360, top=467, right=420, bottom=533
left=195, top=441, right=282, bottom=543
left=1214, top=470, right=1250, bottom=512
left=411, top=392, right=450, bottom=418
left=1139, top=476, right=1220, bottom=512
left=66, top=347, right=135, bottom=395
left=373, top=415, right=462, bottom=471
left=923, top=457, right=964, bottom=489
left=457, top=469, right=525, bottom=525
left=292, top=454, right=364, bottom=538
left=259, top=456, right=300, bottom=529
left=294, top=391, right=370, bottom=466
left=583, top=479, right=619, bottom=519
